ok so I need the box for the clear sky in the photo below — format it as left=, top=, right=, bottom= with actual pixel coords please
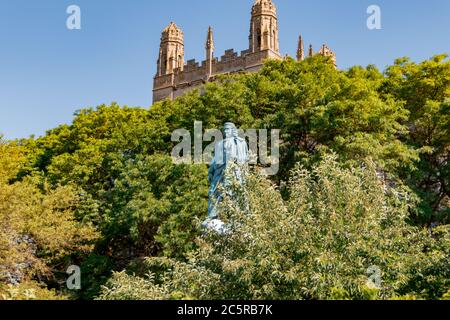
left=1, top=0, right=449, bottom=140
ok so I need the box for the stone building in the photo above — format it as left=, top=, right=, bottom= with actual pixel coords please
left=153, top=0, right=336, bottom=103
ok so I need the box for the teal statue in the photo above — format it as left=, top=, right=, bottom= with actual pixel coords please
left=202, top=122, right=249, bottom=234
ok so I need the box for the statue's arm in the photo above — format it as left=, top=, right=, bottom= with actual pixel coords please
left=244, top=141, right=249, bottom=162
left=208, top=159, right=215, bottom=183
left=240, top=138, right=249, bottom=163
left=209, top=141, right=223, bottom=183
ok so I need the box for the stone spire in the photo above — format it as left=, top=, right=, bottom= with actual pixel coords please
left=205, top=26, right=215, bottom=77
left=308, top=44, right=314, bottom=57
left=297, top=35, right=305, bottom=61
left=206, top=26, right=214, bottom=51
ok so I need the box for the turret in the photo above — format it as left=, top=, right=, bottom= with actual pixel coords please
left=157, top=22, right=185, bottom=76
left=249, top=0, right=280, bottom=55
left=318, top=44, right=337, bottom=67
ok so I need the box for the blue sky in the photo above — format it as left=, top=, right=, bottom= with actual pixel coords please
left=1, top=0, right=449, bottom=140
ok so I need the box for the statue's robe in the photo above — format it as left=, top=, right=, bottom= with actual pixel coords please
left=207, top=136, right=249, bottom=219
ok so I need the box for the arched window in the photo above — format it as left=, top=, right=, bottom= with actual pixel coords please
left=273, top=30, right=276, bottom=49
left=257, top=29, right=261, bottom=48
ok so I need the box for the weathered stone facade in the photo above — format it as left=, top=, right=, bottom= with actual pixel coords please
left=153, top=0, right=336, bottom=103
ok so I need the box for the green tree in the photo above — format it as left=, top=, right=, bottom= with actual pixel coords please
left=0, top=139, right=99, bottom=300
left=383, top=55, right=450, bottom=224
left=10, top=55, right=449, bottom=299
left=98, top=154, right=208, bottom=261
left=246, top=56, right=417, bottom=182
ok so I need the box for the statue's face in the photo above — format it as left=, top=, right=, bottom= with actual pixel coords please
left=224, top=127, right=233, bottom=138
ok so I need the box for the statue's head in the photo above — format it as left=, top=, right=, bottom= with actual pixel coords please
left=224, top=122, right=238, bottom=139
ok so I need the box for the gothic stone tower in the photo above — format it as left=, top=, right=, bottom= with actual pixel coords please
left=153, top=1, right=284, bottom=103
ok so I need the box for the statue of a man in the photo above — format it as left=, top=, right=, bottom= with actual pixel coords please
left=202, top=122, right=249, bottom=233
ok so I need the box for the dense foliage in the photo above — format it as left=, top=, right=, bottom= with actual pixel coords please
left=383, top=55, right=450, bottom=224
left=99, top=157, right=449, bottom=300
left=0, top=55, right=448, bottom=300
left=0, top=138, right=98, bottom=299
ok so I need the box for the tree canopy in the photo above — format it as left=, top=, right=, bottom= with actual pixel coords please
left=1, top=55, right=448, bottom=300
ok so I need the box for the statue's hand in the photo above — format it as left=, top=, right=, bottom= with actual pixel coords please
left=208, top=171, right=214, bottom=184
left=208, top=163, right=215, bottom=181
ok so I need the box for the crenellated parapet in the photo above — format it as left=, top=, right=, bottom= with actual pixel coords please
left=154, top=48, right=279, bottom=102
